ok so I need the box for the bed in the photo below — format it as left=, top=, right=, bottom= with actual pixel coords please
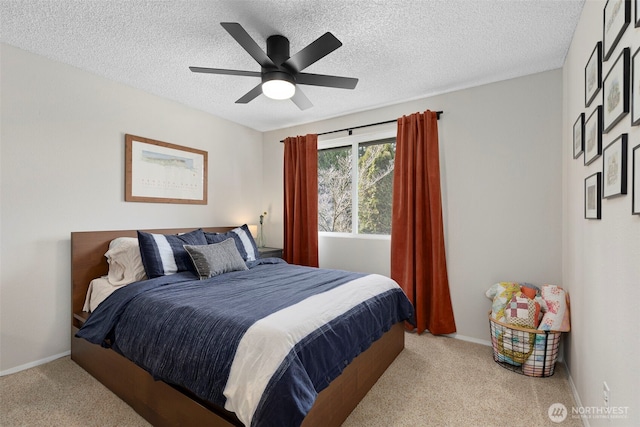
left=70, top=226, right=412, bottom=427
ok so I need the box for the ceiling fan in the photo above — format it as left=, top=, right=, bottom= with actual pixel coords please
left=189, top=22, right=359, bottom=110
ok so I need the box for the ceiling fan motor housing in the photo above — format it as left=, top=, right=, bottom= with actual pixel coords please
left=263, top=35, right=294, bottom=82
left=266, top=35, right=291, bottom=69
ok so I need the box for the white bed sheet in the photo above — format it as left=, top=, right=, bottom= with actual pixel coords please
left=83, top=276, right=127, bottom=312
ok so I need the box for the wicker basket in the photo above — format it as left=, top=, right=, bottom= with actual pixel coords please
left=488, top=311, right=561, bottom=377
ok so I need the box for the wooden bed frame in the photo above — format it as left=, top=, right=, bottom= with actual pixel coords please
left=70, top=227, right=405, bottom=427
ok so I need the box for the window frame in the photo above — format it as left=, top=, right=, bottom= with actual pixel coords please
left=318, top=127, right=396, bottom=238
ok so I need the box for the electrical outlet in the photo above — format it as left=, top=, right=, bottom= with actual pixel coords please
left=603, top=381, right=610, bottom=409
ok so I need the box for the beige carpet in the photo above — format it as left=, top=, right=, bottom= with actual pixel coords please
left=1, top=333, right=581, bottom=427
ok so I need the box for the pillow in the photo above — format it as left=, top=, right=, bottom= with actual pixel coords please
left=520, top=285, right=537, bottom=300
left=184, top=239, right=248, bottom=279
left=204, top=224, right=259, bottom=262
left=105, top=237, right=147, bottom=285
left=505, top=293, right=540, bottom=329
left=137, top=229, right=207, bottom=278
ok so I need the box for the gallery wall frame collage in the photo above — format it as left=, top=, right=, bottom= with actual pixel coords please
left=575, top=0, right=640, bottom=218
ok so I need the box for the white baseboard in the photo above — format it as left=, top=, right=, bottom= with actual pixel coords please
left=0, top=351, right=70, bottom=377
left=448, top=332, right=492, bottom=347
left=564, top=361, right=588, bottom=427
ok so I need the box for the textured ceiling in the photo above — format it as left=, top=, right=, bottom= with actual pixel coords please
left=1, top=0, right=584, bottom=132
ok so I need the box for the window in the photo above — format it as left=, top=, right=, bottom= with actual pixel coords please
left=318, top=135, right=396, bottom=235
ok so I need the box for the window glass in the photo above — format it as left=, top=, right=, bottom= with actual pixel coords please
left=318, top=146, right=352, bottom=232
left=358, top=138, right=395, bottom=235
left=318, top=137, right=395, bottom=235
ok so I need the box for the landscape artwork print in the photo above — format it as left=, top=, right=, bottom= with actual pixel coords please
left=603, top=0, right=630, bottom=61
left=585, top=42, right=602, bottom=107
left=125, top=134, right=208, bottom=204
left=603, top=134, right=627, bottom=198
left=585, top=172, right=602, bottom=219
left=584, top=106, right=602, bottom=165
left=603, top=48, right=630, bottom=133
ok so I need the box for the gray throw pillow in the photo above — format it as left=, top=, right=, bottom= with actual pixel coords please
left=184, top=238, right=248, bottom=279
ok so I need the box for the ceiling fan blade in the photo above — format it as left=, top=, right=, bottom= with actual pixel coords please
left=283, top=32, right=342, bottom=73
left=189, top=67, right=261, bottom=78
left=236, top=83, right=263, bottom=104
left=290, top=87, right=313, bottom=110
left=296, top=73, right=358, bottom=89
left=221, top=22, right=276, bottom=69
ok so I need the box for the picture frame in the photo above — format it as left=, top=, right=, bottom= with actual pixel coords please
left=573, top=113, right=585, bottom=158
left=125, top=134, right=208, bottom=204
left=584, top=106, right=603, bottom=165
left=602, top=134, right=627, bottom=198
left=603, top=0, right=630, bottom=61
left=632, top=47, right=640, bottom=125
left=603, top=47, right=630, bottom=133
left=585, top=42, right=602, bottom=107
left=633, top=144, right=640, bottom=214
left=585, top=172, right=602, bottom=219
left=636, top=0, right=640, bottom=27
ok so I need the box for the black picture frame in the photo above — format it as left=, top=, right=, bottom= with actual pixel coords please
left=585, top=172, right=602, bottom=219
left=586, top=42, right=603, bottom=107
left=603, top=0, right=630, bottom=61
left=633, top=144, right=640, bottom=214
left=603, top=48, right=630, bottom=133
left=602, top=134, right=628, bottom=198
left=584, top=106, right=603, bottom=165
left=632, top=47, right=640, bottom=125
left=573, top=113, right=585, bottom=159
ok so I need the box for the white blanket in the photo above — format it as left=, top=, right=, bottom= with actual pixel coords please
left=223, top=273, right=399, bottom=426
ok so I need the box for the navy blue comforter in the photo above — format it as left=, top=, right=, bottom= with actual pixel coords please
left=77, top=259, right=414, bottom=427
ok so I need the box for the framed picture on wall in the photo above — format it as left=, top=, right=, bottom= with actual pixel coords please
left=633, top=144, right=640, bottom=214
left=584, top=106, right=603, bottom=165
left=585, top=172, right=602, bottom=219
left=603, top=0, right=630, bottom=61
left=125, top=134, right=208, bottom=204
left=573, top=113, right=585, bottom=158
left=585, top=42, right=602, bottom=107
left=602, top=134, right=627, bottom=198
left=632, top=47, right=640, bottom=125
left=603, top=47, right=630, bottom=133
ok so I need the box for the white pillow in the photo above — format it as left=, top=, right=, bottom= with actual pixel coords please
left=105, top=237, right=147, bottom=286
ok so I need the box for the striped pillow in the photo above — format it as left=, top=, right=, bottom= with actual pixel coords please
left=137, top=229, right=207, bottom=278
left=184, top=238, right=249, bottom=279
left=204, top=224, right=259, bottom=262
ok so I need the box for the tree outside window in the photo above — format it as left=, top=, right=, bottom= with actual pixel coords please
left=318, top=137, right=395, bottom=235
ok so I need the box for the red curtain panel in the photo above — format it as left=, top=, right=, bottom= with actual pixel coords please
left=391, top=111, right=456, bottom=335
left=283, top=134, right=319, bottom=267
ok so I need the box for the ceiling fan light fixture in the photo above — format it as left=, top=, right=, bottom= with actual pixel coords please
left=262, top=71, right=295, bottom=100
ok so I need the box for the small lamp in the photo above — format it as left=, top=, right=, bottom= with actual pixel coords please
left=248, top=224, right=258, bottom=239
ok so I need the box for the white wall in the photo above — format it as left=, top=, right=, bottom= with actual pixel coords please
left=262, top=69, right=563, bottom=343
left=0, top=44, right=263, bottom=373
left=562, top=1, right=640, bottom=425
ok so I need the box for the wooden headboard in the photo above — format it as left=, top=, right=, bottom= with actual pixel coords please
left=70, top=226, right=234, bottom=328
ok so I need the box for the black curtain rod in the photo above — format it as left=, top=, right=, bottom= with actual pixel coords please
left=279, top=110, right=443, bottom=143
